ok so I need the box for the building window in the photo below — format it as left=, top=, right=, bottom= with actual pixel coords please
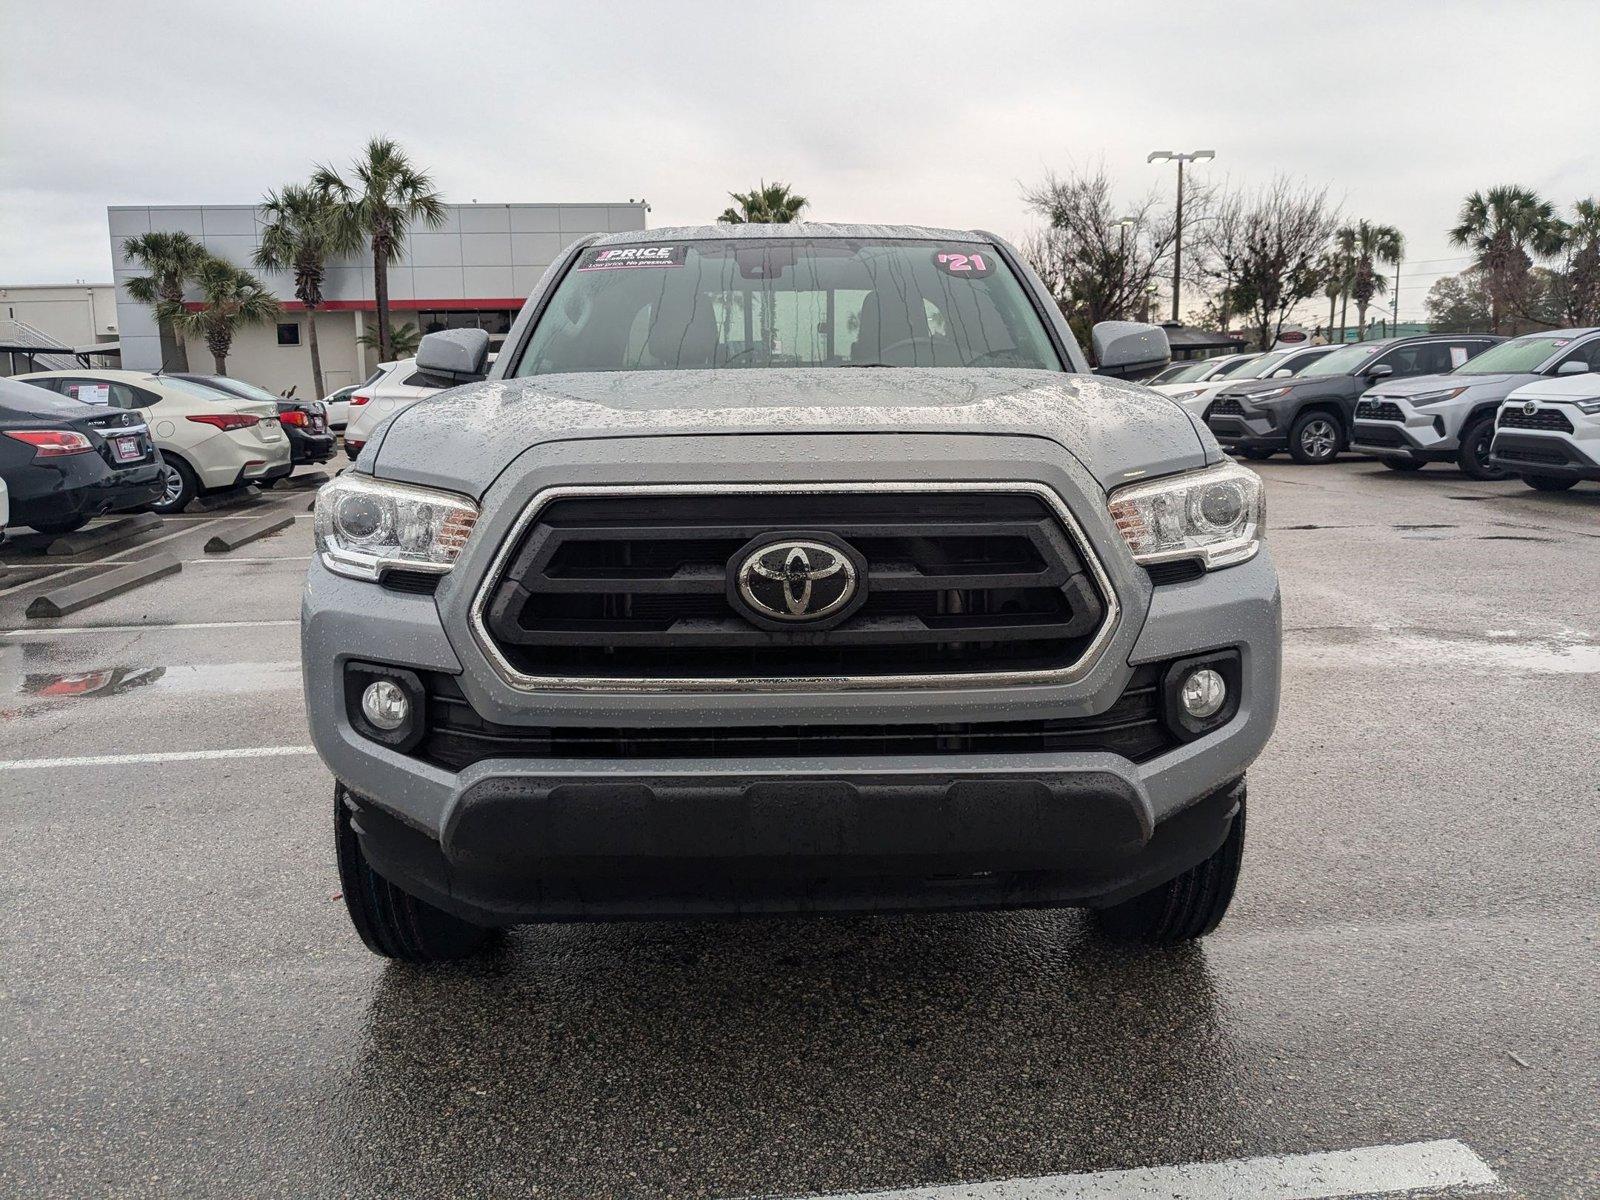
left=277, top=322, right=301, bottom=346
left=416, top=309, right=516, bottom=337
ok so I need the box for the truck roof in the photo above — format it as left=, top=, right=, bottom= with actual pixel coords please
left=588, top=221, right=990, bottom=247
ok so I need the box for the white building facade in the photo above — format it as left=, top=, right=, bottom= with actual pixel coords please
left=108, top=201, right=648, bottom=396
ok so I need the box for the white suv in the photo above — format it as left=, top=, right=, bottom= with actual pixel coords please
left=17, top=370, right=292, bottom=512
left=1490, top=373, right=1600, bottom=492
left=340, top=359, right=440, bottom=460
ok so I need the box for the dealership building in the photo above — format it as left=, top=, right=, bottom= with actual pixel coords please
left=95, top=200, right=647, bottom=396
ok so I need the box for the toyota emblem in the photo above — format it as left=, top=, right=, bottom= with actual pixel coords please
left=734, top=539, right=860, bottom=623
left=1523, top=401, right=1539, bottom=416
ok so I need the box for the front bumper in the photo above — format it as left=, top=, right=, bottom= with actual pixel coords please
left=1206, top=405, right=1285, bottom=451
left=1489, top=430, right=1600, bottom=480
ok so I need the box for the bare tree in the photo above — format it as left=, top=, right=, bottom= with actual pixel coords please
left=1020, top=165, right=1176, bottom=346
left=1214, top=177, right=1338, bottom=350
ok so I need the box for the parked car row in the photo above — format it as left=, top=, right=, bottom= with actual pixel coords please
left=1183, top=329, right=1599, bottom=493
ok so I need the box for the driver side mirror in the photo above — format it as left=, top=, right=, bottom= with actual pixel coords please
left=1271, top=368, right=1293, bottom=378
left=1556, top=359, right=1591, bottom=376
left=1091, top=321, right=1171, bottom=380
left=1365, top=363, right=1393, bottom=381
left=415, top=328, right=490, bottom=385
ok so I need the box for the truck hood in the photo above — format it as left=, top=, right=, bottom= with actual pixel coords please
left=371, top=368, right=1214, bottom=497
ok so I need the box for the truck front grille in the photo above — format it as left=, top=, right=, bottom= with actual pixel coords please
left=417, top=665, right=1174, bottom=768
left=476, top=488, right=1112, bottom=686
left=1498, top=407, right=1575, bottom=432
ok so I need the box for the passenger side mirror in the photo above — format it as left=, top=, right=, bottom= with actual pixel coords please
left=1556, top=359, right=1590, bottom=376
left=1091, top=321, right=1171, bottom=380
left=1271, top=368, right=1293, bottom=378
left=415, top=328, right=491, bottom=385
left=1365, top=363, right=1393, bottom=380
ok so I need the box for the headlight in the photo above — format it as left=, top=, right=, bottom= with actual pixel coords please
left=1108, top=461, right=1265, bottom=571
left=1411, top=387, right=1468, bottom=406
left=1575, top=398, right=1600, bottom=415
left=1169, top=388, right=1206, bottom=401
left=314, top=473, right=478, bottom=581
left=1248, top=386, right=1291, bottom=401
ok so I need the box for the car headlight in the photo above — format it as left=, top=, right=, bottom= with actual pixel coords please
left=1575, top=398, right=1600, bottom=415
left=1249, top=386, right=1292, bottom=401
left=1169, top=387, right=1207, bottom=401
left=313, top=473, right=478, bottom=581
left=1108, top=460, right=1265, bottom=571
left=1411, top=387, right=1468, bottom=406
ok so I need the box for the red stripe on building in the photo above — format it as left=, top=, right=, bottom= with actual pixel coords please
left=183, top=298, right=525, bottom=313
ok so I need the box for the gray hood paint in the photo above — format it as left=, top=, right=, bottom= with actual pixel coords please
left=370, top=367, right=1214, bottom=498
left=1369, top=371, right=1534, bottom=397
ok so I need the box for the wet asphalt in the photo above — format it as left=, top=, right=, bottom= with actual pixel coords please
left=1, top=462, right=1597, bottom=1199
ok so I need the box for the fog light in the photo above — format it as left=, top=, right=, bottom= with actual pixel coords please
left=360, top=679, right=410, bottom=730
left=1181, top=668, right=1227, bottom=719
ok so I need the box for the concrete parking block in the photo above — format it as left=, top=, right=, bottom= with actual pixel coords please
left=25, top=554, right=181, bottom=618
left=45, top=512, right=164, bottom=557
left=204, top=513, right=296, bottom=553
left=187, top=487, right=262, bottom=513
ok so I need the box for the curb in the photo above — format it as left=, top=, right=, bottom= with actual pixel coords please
left=46, top=513, right=164, bottom=557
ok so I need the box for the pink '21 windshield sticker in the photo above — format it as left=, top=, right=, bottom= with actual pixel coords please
left=932, top=249, right=994, bottom=278
left=578, top=245, right=687, bottom=271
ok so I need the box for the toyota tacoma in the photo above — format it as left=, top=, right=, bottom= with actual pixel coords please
left=302, top=223, right=1281, bottom=962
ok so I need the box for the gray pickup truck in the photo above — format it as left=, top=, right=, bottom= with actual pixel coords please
left=303, top=223, right=1281, bottom=962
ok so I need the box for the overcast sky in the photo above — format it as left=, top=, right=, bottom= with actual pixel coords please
left=3, top=0, right=1596, bottom=319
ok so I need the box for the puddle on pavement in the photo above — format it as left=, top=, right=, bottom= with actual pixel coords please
left=10, top=661, right=299, bottom=706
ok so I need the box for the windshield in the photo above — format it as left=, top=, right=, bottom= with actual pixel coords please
left=1451, top=335, right=1570, bottom=375
left=1298, top=342, right=1384, bottom=377
left=1233, top=350, right=1292, bottom=379
left=1209, top=355, right=1258, bottom=378
left=511, top=238, right=1061, bottom=375
left=1160, top=360, right=1214, bottom=384
left=199, top=376, right=283, bottom=403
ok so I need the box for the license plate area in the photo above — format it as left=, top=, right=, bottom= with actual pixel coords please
left=111, top=436, right=143, bottom=462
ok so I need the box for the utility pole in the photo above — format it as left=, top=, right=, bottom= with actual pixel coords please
left=1148, top=149, right=1215, bottom=324
left=1115, top=216, right=1137, bottom=319
left=1392, top=254, right=1402, bottom=331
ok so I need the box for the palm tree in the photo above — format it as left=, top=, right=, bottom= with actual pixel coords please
left=1449, top=186, right=1566, bottom=334
left=357, top=321, right=421, bottom=358
left=253, top=183, right=359, bottom=398
left=156, top=258, right=279, bottom=374
left=313, top=137, right=445, bottom=360
left=718, top=181, right=809, bottom=224
left=1319, top=248, right=1351, bottom=342
left=1336, top=221, right=1405, bottom=340
left=122, top=231, right=210, bottom=370
left=1558, top=198, right=1600, bottom=325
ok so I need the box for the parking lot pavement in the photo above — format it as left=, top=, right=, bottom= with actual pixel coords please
left=2, top=460, right=1596, bottom=1199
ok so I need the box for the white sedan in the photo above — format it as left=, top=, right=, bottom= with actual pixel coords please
left=16, top=369, right=292, bottom=513
left=341, top=358, right=443, bottom=460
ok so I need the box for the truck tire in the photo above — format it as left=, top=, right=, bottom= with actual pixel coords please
left=1456, top=416, right=1507, bottom=481
left=334, top=785, right=495, bottom=962
left=1288, top=411, right=1341, bottom=464
left=1094, top=789, right=1245, bottom=944
left=1522, top=474, right=1578, bottom=492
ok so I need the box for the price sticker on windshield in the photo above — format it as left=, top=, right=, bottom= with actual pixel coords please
left=578, top=244, right=687, bottom=271
left=932, top=250, right=994, bottom=278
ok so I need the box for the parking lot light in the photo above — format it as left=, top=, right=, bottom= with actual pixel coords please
left=360, top=679, right=410, bottom=731
left=1181, top=668, right=1227, bottom=719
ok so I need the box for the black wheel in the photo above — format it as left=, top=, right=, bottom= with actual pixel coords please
left=1241, top=448, right=1275, bottom=461
left=1523, top=474, right=1578, bottom=492
left=149, top=458, right=199, bottom=514
left=1382, top=457, right=1426, bottom=472
left=334, top=784, right=495, bottom=963
left=28, top=514, right=90, bottom=535
left=1288, top=411, right=1342, bottom=464
left=1456, top=416, right=1508, bottom=481
left=1095, top=789, right=1246, bottom=944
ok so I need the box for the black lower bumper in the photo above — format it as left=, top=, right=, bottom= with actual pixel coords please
left=1207, top=416, right=1285, bottom=452
left=1490, top=432, right=1600, bottom=480
left=345, top=774, right=1244, bottom=924
left=289, top=431, right=336, bottom=464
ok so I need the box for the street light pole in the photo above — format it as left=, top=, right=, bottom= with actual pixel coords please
left=1148, top=149, right=1216, bottom=324
left=1115, top=216, right=1138, bottom=318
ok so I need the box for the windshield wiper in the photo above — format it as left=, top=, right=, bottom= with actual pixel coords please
left=840, top=362, right=899, bottom=368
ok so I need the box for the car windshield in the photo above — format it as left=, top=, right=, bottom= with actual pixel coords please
left=1451, top=335, right=1570, bottom=375
left=1232, top=350, right=1292, bottom=379
left=1160, top=360, right=1214, bottom=384
left=1297, top=342, right=1384, bottom=377
left=511, top=238, right=1062, bottom=375
left=1209, top=355, right=1258, bottom=378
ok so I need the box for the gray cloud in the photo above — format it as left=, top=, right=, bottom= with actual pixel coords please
left=3, top=0, right=1596, bottom=318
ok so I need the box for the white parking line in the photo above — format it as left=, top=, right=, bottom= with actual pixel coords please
left=756, top=1140, right=1500, bottom=1200
left=0, top=619, right=298, bottom=636
left=1, top=746, right=316, bottom=770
